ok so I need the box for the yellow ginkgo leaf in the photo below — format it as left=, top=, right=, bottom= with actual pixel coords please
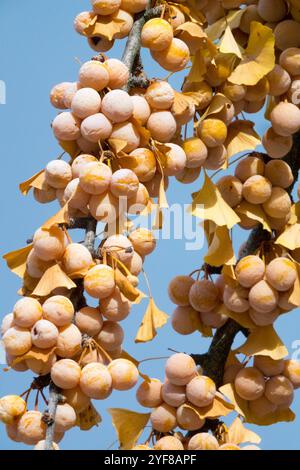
left=109, top=138, right=128, bottom=155
left=3, top=244, right=33, bottom=279
left=204, top=225, right=236, bottom=267
left=228, top=22, right=275, bottom=86
left=19, top=170, right=45, bottom=195
left=135, top=298, right=169, bottom=343
left=288, top=261, right=300, bottom=307
left=42, top=203, right=70, bottom=230
left=11, top=346, right=57, bottom=367
left=176, top=21, right=206, bottom=39
left=225, top=120, right=261, bottom=159
left=218, top=304, right=256, bottom=330
left=172, top=0, right=206, bottom=24
left=206, top=9, right=244, bottom=41
left=189, top=172, right=240, bottom=229
left=115, top=269, right=141, bottom=302
left=76, top=404, right=102, bottom=431
left=84, top=16, right=125, bottom=41
left=235, top=200, right=271, bottom=232
left=226, top=417, right=261, bottom=445
left=275, top=223, right=300, bottom=250
left=59, top=140, right=80, bottom=158
left=220, top=383, right=249, bottom=418
left=172, top=91, right=195, bottom=116
left=108, top=408, right=150, bottom=450
left=132, top=290, right=147, bottom=305
left=187, top=49, right=207, bottom=83
left=184, top=395, right=234, bottom=421
left=199, top=93, right=233, bottom=122
left=247, top=407, right=295, bottom=426
left=32, top=264, right=76, bottom=297
left=235, top=325, right=288, bottom=360
left=220, top=26, right=242, bottom=59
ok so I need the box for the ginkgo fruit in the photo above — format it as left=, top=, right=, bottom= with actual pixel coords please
left=145, top=81, right=175, bottom=110
left=34, top=440, right=59, bottom=450
left=26, top=353, right=57, bottom=376
left=216, top=175, right=243, bottom=208
left=151, top=38, right=190, bottom=72
left=235, top=156, right=265, bottom=183
left=234, top=367, right=266, bottom=401
left=79, top=61, right=109, bottom=91
left=200, top=308, right=228, bottom=329
left=164, top=143, right=187, bottom=176
left=129, top=228, right=156, bottom=257
left=235, top=255, right=265, bottom=288
left=267, top=65, right=291, bottom=97
left=13, top=297, right=42, bottom=329
left=262, top=187, right=292, bottom=219
left=51, top=359, right=81, bottom=390
left=222, top=82, right=247, bottom=102
left=101, top=89, right=133, bottom=123
left=249, top=307, right=280, bottom=326
left=81, top=112, right=113, bottom=142
left=79, top=162, right=112, bottom=196
left=265, top=375, right=294, bottom=405
left=176, top=404, right=205, bottom=431
left=113, top=9, right=134, bottom=39
left=71, top=155, right=98, bottom=178
left=0, top=396, right=26, bottom=425
left=245, top=77, right=270, bottom=102
left=31, top=320, right=59, bottom=349
left=33, top=182, right=57, bottom=205
left=89, top=191, right=119, bottom=222
left=242, top=175, right=272, bottom=205
left=42, top=296, right=74, bottom=327
left=55, top=324, right=82, bottom=358
left=100, top=288, right=131, bottom=322
left=50, top=82, right=73, bottom=109
left=265, top=257, right=297, bottom=292
left=96, top=321, right=124, bottom=351
left=165, top=353, right=197, bottom=386
left=108, top=359, right=139, bottom=391
left=248, top=395, right=277, bottom=417
left=270, top=102, right=300, bottom=136
left=1, top=313, right=14, bottom=336
left=91, top=0, right=121, bottom=16
left=110, top=169, right=139, bottom=199
left=104, top=58, right=129, bottom=89
left=54, top=403, right=76, bottom=433
left=128, top=148, right=156, bottom=182
left=52, top=112, right=81, bottom=141
left=127, top=182, right=149, bottom=214
left=265, top=160, right=294, bottom=188
left=84, top=265, right=115, bottom=299
left=186, top=375, right=216, bottom=407
left=80, top=362, right=112, bottom=399
left=63, top=178, right=90, bottom=211
left=150, top=404, right=177, bottom=433
left=279, top=48, right=300, bottom=76
left=146, top=111, right=177, bottom=143
left=189, top=279, right=219, bottom=313
left=171, top=306, right=199, bottom=335
left=33, top=227, right=67, bottom=261
left=283, top=360, right=300, bottom=389
left=26, top=249, right=54, bottom=279
left=141, top=19, right=173, bottom=51
left=130, top=96, right=151, bottom=126
left=176, top=167, right=201, bottom=184
left=144, top=173, right=169, bottom=198
left=75, top=306, right=103, bottom=336
left=223, top=284, right=249, bottom=313
left=188, top=432, right=219, bottom=450
left=3, top=326, right=32, bottom=356
left=274, top=20, right=300, bottom=51
left=161, top=381, right=186, bottom=408
left=45, top=160, right=72, bottom=189
left=136, top=379, right=163, bottom=408
left=62, top=243, right=94, bottom=278
left=71, top=88, right=101, bottom=119
left=239, top=5, right=263, bottom=34
left=197, top=119, right=227, bottom=148
left=154, top=435, right=184, bottom=450
left=74, top=11, right=96, bottom=35
left=278, top=289, right=296, bottom=312
left=63, top=386, right=91, bottom=413
left=110, top=121, right=140, bottom=152
left=173, top=101, right=195, bottom=126
left=249, top=280, right=278, bottom=313
left=254, top=356, right=284, bottom=377
left=17, top=411, right=46, bottom=445
left=63, top=82, right=80, bottom=108
left=257, top=0, right=287, bottom=22
left=203, top=145, right=227, bottom=171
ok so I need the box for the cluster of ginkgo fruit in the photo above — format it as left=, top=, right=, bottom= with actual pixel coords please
left=224, top=355, right=300, bottom=420
left=216, top=155, right=294, bottom=232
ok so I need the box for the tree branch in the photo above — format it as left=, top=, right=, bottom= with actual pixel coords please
left=44, top=383, right=62, bottom=450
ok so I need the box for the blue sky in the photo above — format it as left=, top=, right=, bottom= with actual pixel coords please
left=0, top=0, right=300, bottom=450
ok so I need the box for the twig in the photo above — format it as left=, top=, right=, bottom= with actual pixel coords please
left=44, top=383, right=62, bottom=450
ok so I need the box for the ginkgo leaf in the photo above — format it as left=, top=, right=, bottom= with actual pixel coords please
left=120, top=350, right=151, bottom=383
left=108, top=408, right=150, bottom=450
left=206, top=9, right=244, bottom=41
left=135, top=298, right=169, bottom=343
left=220, top=26, right=242, bottom=58
left=175, top=22, right=208, bottom=53
left=187, top=49, right=207, bottom=83
left=3, top=244, right=33, bottom=278
left=84, top=16, right=126, bottom=41
left=199, top=93, right=233, bottom=122
left=59, top=140, right=80, bottom=158
left=115, top=269, right=140, bottom=302
left=42, top=203, right=70, bottom=230
left=225, top=120, right=261, bottom=159
left=235, top=200, right=271, bottom=232
left=184, top=395, right=234, bottom=420
left=19, top=170, right=45, bottom=195
left=204, top=225, right=236, bottom=266
left=109, top=139, right=128, bottom=154
left=11, top=346, right=57, bottom=366
left=235, top=325, right=288, bottom=360
left=228, top=22, right=275, bottom=86
left=222, top=264, right=237, bottom=287
left=226, top=417, right=261, bottom=445
left=247, top=407, right=295, bottom=426
left=76, top=404, right=101, bottom=431
left=218, top=304, right=256, bottom=330
left=32, top=264, right=76, bottom=297
left=172, top=1, right=206, bottom=24
left=172, top=91, right=195, bottom=116
left=189, top=172, right=240, bottom=229
left=288, top=261, right=300, bottom=307
left=220, top=383, right=249, bottom=418
left=275, top=223, right=300, bottom=250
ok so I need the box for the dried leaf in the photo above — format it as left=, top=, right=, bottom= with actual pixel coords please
left=206, top=9, right=244, bottom=41
left=172, top=0, right=206, bottom=24
left=228, top=22, right=275, bottom=86
left=189, top=172, right=240, bottom=229
left=187, top=49, right=207, bottom=83
left=108, top=408, right=150, bottom=450
left=218, top=304, right=256, bottom=330
left=3, top=244, right=33, bottom=278
left=235, top=200, right=271, bottom=232
left=76, top=403, right=101, bottom=431
left=288, top=261, right=300, bottom=307
left=184, top=395, right=234, bottom=420
left=32, top=264, right=76, bottom=297
left=11, top=346, right=56, bottom=366
left=235, top=325, right=288, bottom=360
left=115, top=269, right=140, bottom=302
left=19, top=170, right=45, bottom=195
left=275, top=223, right=300, bottom=250
left=220, top=26, right=242, bottom=58
left=59, top=140, right=80, bottom=158
left=222, top=265, right=237, bottom=287
left=135, top=298, right=169, bottom=343
left=204, top=225, right=236, bottom=267
left=172, top=91, right=195, bottom=116
left=226, top=417, right=261, bottom=445
left=132, top=290, right=148, bottom=305
left=108, top=139, right=128, bottom=155
left=220, top=383, right=248, bottom=418
left=84, top=16, right=125, bottom=41
left=225, top=120, right=261, bottom=159
left=42, top=203, right=70, bottom=230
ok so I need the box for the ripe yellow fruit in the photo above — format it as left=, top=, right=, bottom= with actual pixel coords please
left=45, top=160, right=72, bottom=190
left=62, top=82, right=80, bottom=108
left=165, top=353, right=197, bottom=386
left=50, top=82, right=74, bottom=110
left=188, top=432, right=219, bottom=450
left=42, top=295, right=74, bottom=327
left=280, top=48, right=300, bottom=76
left=235, top=156, right=265, bottom=182
left=71, top=87, right=101, bottom=119
left=51, top=359, right=81, bottom=390
left=62, top=243, right=94, bottom=279
left=120, top=0, right=148, bottom=13
left=54, top=403, right=76, bottom=432
left=222, top=82, right=246, bottom=102
left=80, top=362, right=112, bottom=399
left=108, top=359, right=139, bottom=390
left=265, top=160, right=294, bottom=189
left=26, top=352, right=57, bottom=376
left=63, top=386, right=91, bottom=413
left=267, top=65, right=291, bottom=97
left=112, top=9, right=134, bottom=39
left=216, top=175, right=243, bottom=208
left=254, top=355, right=284, bottom=377
left=101, top=89, right=133, bottom=123
left=200, top=308, right=228, bottom=329
left=161, top=381, right=186, bottom=408
left=130, top=96, right=151, bottom=126
left=75, top=306, right=103, bottom=336
left=145, top=81, right=175, bottom=110
left=144, top=172, right=169, bottom=198
left=262, top=187, right=291, bottom=219
left=271, top=102, right=300, bottom=137
left=17, top=411, right=47, bottom=445
left=274, top=20, right=300, bottom=51
left=257, top=0, right=287, bottom=22
left=127, top=182, right=149, bottom=214
left=0, top=396, right=26, bottom=425
left=31, top=320, right=58, bottom=349
left=91, top=0, right=121, bottom=16
left=283, top=360, right=300, bottom=389
left=89, top=191, right=119, bottom=223
left=189, top=279, right=219, bottom=313
left=171, top=306, right=199, bottom=335
left=176, top=404, right=205, bottom=431
left=172, top=101, right=195, bottom=126
left=235, top=255, right=265, bottom=288
left=186, top=375, right=216, bottom=407
left=1, top=313, right=14, bottom=336
left=265, top=375, right=294, bottom=405
left=151, top=38, right=190, bottom=72
left=223, top=364, right=243, bottom=384
left=249, top=280, right=278, bottom=313
left=96, top=321, right=124, bottom=351
left=100, top=287, right=131, bottom=322
left=3, top=326, right=32, bottom=356
left=110, top=121, right=140, bottom=152
left=6, top=353, right=28, bottom=372
left=136, top=379, right=163, bottom=408
left=129, top=228, right=156, bottom=257
left=204, top=145, right=227, bottom=171
left=197, top=118, right=227, bottom=148
left=164, top=143, right=187, bottom=176
left=268, top=213, right=291, bottom=231
left=278, top=289, right=296, bottom=311
left=52, top=112, right=81, bottom=141
left=127, top=148, right=156, bottom=182
left=150, top=404, right=177, bottom=432
left=248, top=395, right=277, bottom=418
left=110, top=169, right=139, bottom=199
left=223, top=284, right=249, bottom=313
left=13, top=297, right=42, bottom=329
left=234, top=367, right=265, bottom=401
left=79, top=61, right=109, bottom=92
left=141, top=18, right=173, bottom=51
left=34, top=440, right=59, bottom=450
left=245, top=77, right=270, bottom=102
left=242, top=175, right=272, bottom=205
left=146, top=110, right=177, bottom=142
left=104, top=58, right=129, bottom=89
left=33, top=181, right=57, bottom=204
left=84, top=264, right=115, bottom=299
left=63, top=178, right=90, bottom=212
left=154, top=436, right=184, bottom=450
left=6, top=421, right=21, bottom=442
left=240, top=5, right=263, bottom=34
left=55, top=324, right=82, bottom=358
left=219, top=443, right=240, bottom=450
left=176, top=167, right=201, bottom=184
left=169, top=5, right=185, bottom=29
left=81, top=112, right=113, bottom=142
left=71, top=155, right=98, bottom=178
left=74, top=11, right=97, bottom=35
left=125, top=251, right=143, bottom=276
left=266, top=257, right=297, bottom=292
left=249, top=307, right=280, bottom=326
